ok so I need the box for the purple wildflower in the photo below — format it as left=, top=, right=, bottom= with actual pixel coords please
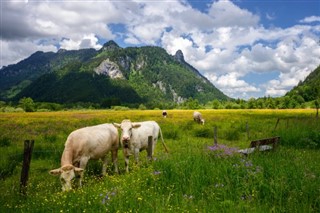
left=101, top=190, right=117, bottom=205
left=245, top=161, right=253, bottom=167
left=207, top=144, right=239, bottom=156
left=152, top=171, right=161, bottom=175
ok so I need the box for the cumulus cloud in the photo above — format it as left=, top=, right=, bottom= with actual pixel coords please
left=299, top=16, right=320, bottom=23
left=208, top=0, right=260, bottom=27
left=208, top=72, right=261, bottom=98
left=1, top=0, right=320, bottom=99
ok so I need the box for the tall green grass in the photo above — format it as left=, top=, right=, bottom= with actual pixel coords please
left=0, top=110, right=319, bottom=212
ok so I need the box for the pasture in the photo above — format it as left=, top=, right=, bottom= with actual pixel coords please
left=0, top=109, right=319, bottom=212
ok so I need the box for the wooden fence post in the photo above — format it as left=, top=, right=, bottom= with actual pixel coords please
left=20, top=140, right=34, bottom=195
left=246, top=121, right=250, bottom=140
left=274, top=118, right=280, bottom=131
left=213, top=126, right=218, bottom=145
left=147, top=136, right=153, bottom=160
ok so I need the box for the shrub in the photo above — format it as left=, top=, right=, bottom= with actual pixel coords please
left=0, top=152, right=22, bottom=179
left=0, top=137, right=11, bottom=147
left=193, top=126, right=213, bottom=138
left=224, top=127, right=241, bottom=141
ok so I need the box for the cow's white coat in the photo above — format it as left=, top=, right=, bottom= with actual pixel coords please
left=193, top=111, right=205, bottom=125
left=49, top=124, right=119, bottom=191
left=113, top=120, right=168, bottom=172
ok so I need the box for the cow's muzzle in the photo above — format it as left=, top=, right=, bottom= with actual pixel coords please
left=122, top=140, right=130, bottom=148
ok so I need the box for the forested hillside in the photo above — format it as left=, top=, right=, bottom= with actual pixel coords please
left=0, top=41, right=228, bottom=108
left=286, top=65, right=320, bottom=102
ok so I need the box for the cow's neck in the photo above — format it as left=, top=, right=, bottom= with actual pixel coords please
left=61, top=144, right=73, bottom=166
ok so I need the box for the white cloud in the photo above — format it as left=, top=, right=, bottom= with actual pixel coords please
left=299, top=16, right=320, bottom=23
left=266, top=13, right=276, bottom=21
left=0, top=39, right=57, bottom=68
left=1, top=0, right=320, bottom=99
left=207, top=72, right=260, bottom=99
left=208, top=0, right=260, bottom=27
left=60, top=34, right=102, bottom=50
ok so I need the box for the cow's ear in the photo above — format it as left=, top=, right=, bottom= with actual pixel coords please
left=74, top=167, right=84, bottom=175
left=113, top=123, right=121, bottom=128
left=49, top=168, right=62, bottom=176
left=132, top=123, right=141, bottom=128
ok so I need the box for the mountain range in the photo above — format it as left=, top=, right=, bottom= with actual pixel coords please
left=0, top=41, right=229, bottom=107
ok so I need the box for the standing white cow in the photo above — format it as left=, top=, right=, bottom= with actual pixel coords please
left=113, top=120, right=168, bottom=172
left=193, top=111, right=205, bottom=125
left=49, top=124, right=119, bottom=191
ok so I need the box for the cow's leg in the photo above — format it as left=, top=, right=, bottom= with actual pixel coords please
left=79, top=157, right=89, bottom=187
left=102, top=156, right=108, bottom=176
left=111, top=149, right=119, bottom=174
left=123, top=149, right=130, bottom=173
left=125, top=155, right=130, bottom=173
left=151, top=139, right=158, bottom=160
left=134, top=147, right=140, bottom=163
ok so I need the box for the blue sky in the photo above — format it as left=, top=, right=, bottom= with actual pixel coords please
left=1, top=0, right=320, bottom=99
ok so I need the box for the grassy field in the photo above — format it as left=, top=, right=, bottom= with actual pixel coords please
left=0, top=109, right=319, bottom=212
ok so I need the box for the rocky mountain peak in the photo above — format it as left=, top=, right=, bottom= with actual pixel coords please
left=174, top=50, right=185, bottom=62
left=101, top=40, right=121, bottom=51
left=57, top=49, right=67, bottom=54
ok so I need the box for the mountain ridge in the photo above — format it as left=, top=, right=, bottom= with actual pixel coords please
left=286, top=65, right=320, bottom=102
left=0, top=41, right=229, bottom=107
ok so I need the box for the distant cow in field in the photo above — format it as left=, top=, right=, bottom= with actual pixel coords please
left=49, top=124, right=119, bottom=191
left=162, top=110, right=167, bottom=118
left=113, top=120, right=168, bottom=172
left=193, top=111, right=205, bottom=125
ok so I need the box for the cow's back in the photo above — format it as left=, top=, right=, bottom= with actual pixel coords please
left=193, top=111, right=201, bottom=119
left=67, top=124, right=118, bottom=160
left=131, top=121, right=159, bottom=149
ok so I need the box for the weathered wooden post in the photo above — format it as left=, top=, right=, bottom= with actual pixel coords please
left=213, top=126, right=218, bottom=145
left=246, top=121, right=250, bottom=139
left=274, top=118, right=280, bottom=131
left=147, top=136, right=153, bottom=160
left=20, top=140, right=34, bottom=195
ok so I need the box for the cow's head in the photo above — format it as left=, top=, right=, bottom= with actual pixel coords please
left=49, top=164, right=84, bottom=191
left=113, top=119, right=141, bottom=147
left=201, top=119, right=205, bottom=125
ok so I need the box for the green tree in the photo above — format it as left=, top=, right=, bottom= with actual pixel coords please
left=247, top=98, right=256, bottom=109
left=0, top=101, right=6, bottom=107
left=182, top=98, right=200, bottom=109
left=212, top=99, right=221, bottom=109
left=265, top=97, right=275, bottom=109
left=19, top=97, right=35, bottom=112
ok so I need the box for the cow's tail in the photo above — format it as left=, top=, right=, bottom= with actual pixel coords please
left=159, top=127, right=169, bottom=153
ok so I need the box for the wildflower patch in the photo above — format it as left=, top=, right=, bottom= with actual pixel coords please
left=207, top=144, right=240, bottom=157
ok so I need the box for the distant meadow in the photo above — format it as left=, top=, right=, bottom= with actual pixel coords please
left=0, top=109, right=319, bottom=212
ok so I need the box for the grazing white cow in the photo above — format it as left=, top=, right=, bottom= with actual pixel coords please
left=193, top=111, right=205, bottom=125
left=162, top=110, right=167, bottom=118
left=49, top=124, right=119, bottom=191
left=113, top=120, right=168, bottom=172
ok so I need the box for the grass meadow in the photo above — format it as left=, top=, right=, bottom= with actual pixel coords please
left=0, top=109, right=319, bottom=212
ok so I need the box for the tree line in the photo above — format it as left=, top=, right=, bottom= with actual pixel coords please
left=0, top=96, right=319, bottom=112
